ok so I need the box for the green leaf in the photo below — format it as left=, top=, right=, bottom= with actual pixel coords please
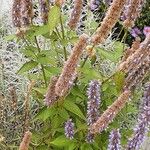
left=50, top=135, right=76, bottom=147
left=33, top=107, right=56, bottom=121
left=58, top=108, right=69, bottom=120
left=97, top=41, right=124, bottom=62
left=4, top=34, right=16, bottom=41
left=114, top=71, right=125, bottom=93
left=33, top=25, right=49, bottom=36
left=33, top=87, right=47, bottom=95
left=17, top=60, right=38, bottom=74
left=36, top=51, right=56, bottom=65
left=63, top=99, right=86, bottom=120
left=48, top=5, right=61, bottom=35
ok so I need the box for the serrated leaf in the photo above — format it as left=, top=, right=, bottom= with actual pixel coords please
left=50, top=136, right=76, bottom=147
left=33, top=25, right=49, bottom=36
left=63, top=99, right=86, bottom=120
left=97, top=41, right=124, bottom=62
left=4, top=34, right=16, bottom=41
left=58, top=108, right=69, bottom=120
left=33, top=107, right=56, bottom=121
left=48, top=5, right=61, bottom=35
left=114, top=71, right=125, bottom=92
left=17, top=61, right=38, bottom=74
left=37, top=51, right=56, bottom=65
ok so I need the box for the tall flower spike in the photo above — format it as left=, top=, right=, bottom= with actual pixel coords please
left=21, top=0, right=33, bottom=27
left=91, top=0, right=127, bottom=45
left=86, top=80, right=101, bottom=143
left=55, top=34, right=89, bottom=97
left=55, top=0, right=65, bottom=7
left=118, top=34, right=150, bottom=73
left=124, top=46, right=150, bottom=90
left=19, top=131, right=32, bottom=150
left=123, top=0, right=145, bottom=28
left=90, top=90, right=130, bottom=134
left=44, top=76, right=59, bottom=107
left=65, top=119, right=75, bottom=140
left=39, top=0, right=49, bottom=24
left=126, top=83, right=150, bottom=150
left=121, top=37, right=141, bottom=62
left=87, top=80, right=101, bottom=126
left=108, top=129, right=121, bottom=150
left=12, top=0, right=22, bottom=27
left=68, top=0, right=83, bottom=30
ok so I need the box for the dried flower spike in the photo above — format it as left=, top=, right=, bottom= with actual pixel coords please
left=127, top=83, right=150, bottom=150
left=118, top=34, right=150, bottom=73
left=55, top=34, right=89, bottom=97
left=55, top=0, right=65, bottom=7
left=21, top=0, right=33, bottom=27
left=44, top=76, right=59, bottom=107
left=68, top=0, right=83, bottom=30
left=90, top=90, right=130, bottom=134
left=65, top=119, right=74, bottom=139
left=121, top=37, right=141, bottom=62
left=92, top=0, right=127, bottom=45
left=19, top=131, right=32, bottom=150
left=108, top=129, right=121, bottom=150
left=12, top=0, right=22, bottom=27
left=123, top=0, right=144, bottom=28
left=39, top=0, right=49, bottom=24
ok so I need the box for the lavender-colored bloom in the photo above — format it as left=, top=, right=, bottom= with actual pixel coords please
left=127, top=83, right=150, bottom=150
left=86, top=80, right=101, bottom=143
left=108, top=129, right=121, bottom=150
left=65, top=119, right=74, bottom=140
left=130, top=27, right=142, bottom=38
left=87, top=80, right=101, bottom=126
left=143, top=26, right=150, bottom=36
left=86, top=132, right=95, bottom=143
left=90, top=0, right=101, bottom=11
left=104, top=0, right=112, bottom=6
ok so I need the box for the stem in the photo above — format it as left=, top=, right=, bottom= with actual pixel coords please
left=121, top=28, right=128, bottom=43
left=116, top=26, right=124, bottom=40
left=81, top=55, right=89, bottom=68
left=34, top=36, right=48, bottom=87
left=60, top=14, right=67, bottom=61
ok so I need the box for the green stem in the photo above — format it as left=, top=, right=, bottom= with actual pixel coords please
left=60, top=14, right=67, bottom=61
left=34, top=36, right=48, bottom=87
left=121, top=28, right=128, bottom=43
left=116, top=26, right=124, bottom=40
left=81, top=55, right=89, bottom=68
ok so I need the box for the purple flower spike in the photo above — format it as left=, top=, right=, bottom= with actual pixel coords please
left=65, top=119, right=74, bottom=140
left=86, top=132, right=95, bottom=143
left=86, top=80, right=101, bottom=143
left=143, top=26, right=150, bottom=36
left=89, top=0, right=101, bottom=11
left=87, top=80, right=101, bottom=126
left=127, top=83, right=150, bottom=150
left=130, top=27, right=142, bottom=38
left=108, top=129, right=121, bottom=150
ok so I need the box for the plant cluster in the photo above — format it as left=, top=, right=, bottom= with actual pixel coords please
left=1, top=0, right=150, bottom=149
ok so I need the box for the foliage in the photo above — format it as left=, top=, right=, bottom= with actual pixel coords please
left=1, top=1, right=150, bottom=150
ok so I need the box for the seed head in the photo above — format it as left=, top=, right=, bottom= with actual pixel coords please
left=55, top=34, right=89, bottom=97
left=68, top=0, right=83, bottom=30
left=92, top=0, right=127, bottom=45
left=19, top=131, right=32, bottom=150
left=90, top=90, right=130, bottom=134
left=44, top=76, right=59, bottom=107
